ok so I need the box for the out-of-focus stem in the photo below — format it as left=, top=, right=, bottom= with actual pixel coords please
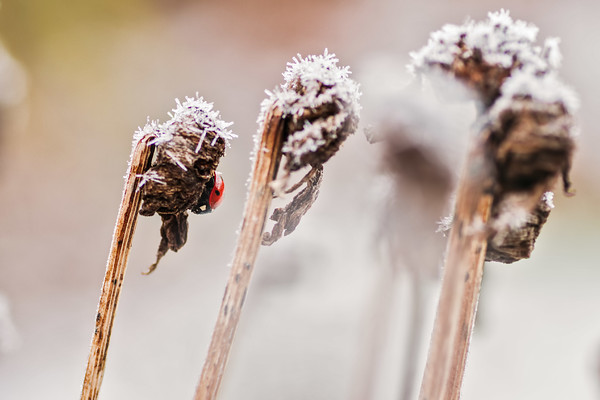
left=194, top=108, right=285, bottom=400
left=81, top=135, right=155, bottom=400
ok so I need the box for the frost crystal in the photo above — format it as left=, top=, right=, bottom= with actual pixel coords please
left=136, top=94, right=235, bottom=171
left=133, top=118, right=162, bottom=147
left=409, top=9, right=560, bottom=76
left=258, top=49, right=361, bottom=170
left=167, top=94, right=235, bottom=152
left=541, top=191, right=554, bottom=209
left=493, top=70, right=580, bottom=115
left=138, top=94, right=233, bottom=216
left=409, top=10, right=578, bottom=264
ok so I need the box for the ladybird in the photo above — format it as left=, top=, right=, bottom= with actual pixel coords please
left=192, top=171, right=224, bottom=214
left=209, top=171, right=225, bottom=210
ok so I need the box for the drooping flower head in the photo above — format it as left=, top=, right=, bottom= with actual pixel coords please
left=258, top=49, right=361, bottom=171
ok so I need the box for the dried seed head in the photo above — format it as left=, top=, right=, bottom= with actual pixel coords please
left=411, top=11, right=578, bottom=263
left=262, top=166, right=323, bottom=246
left=136, top=95, right=235, bottom=272
left=482, top=80, right=576, bottom=262
left=375, top=98, right=456, bottom=278
left=258, top=50, right=361, bottom=245
left=482, top=64, right=575, bottom=262
left=140, top=96, right=234, bottom=216
left=409, top=9, right=562, bottom=107
left=258, top=49, right=361, bottom=171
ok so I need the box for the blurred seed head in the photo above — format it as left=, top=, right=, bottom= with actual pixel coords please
left=409, top=10, right=578, bottom=263
left=370, top=89, right=466, bottom=277
left=409, top=9, right=564, bottom=108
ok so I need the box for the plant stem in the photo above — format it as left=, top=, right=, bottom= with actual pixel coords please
left=81, top=134, right=154, bottom=400
left=419, top=139, right=494, bottom=400
left=400, top=270, right=425, bottom=400
left=194, top=108, right=285, bottom=400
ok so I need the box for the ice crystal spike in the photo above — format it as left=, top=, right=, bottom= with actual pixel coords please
left=137, top=95, right=234, bottom=273
left=258, top=49, right=361, bottom=171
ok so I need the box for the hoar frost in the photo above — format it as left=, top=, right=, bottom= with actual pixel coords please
left=409, top=10, right=578, bottom=263
left=409, top=9, right=576, bottom=109
left=258, top=50, right=361, bottom=245
left=410, top=9, right=560, bottom=76
left=136, top=94, right=235, bottom=273
left=258, top=49, right=361, bottom=171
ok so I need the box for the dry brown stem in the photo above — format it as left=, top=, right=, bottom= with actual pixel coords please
left=419, top=139, right=494, bottom=400
left=194, top=108, right=285, bottom=400
left=81, top=134, right=155, bottom=400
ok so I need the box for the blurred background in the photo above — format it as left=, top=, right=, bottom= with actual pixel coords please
left=0, top=0, right=599, bottom=399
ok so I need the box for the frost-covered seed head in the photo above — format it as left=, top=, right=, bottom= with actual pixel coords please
left=409, top=11, right=578, bottom=264
left=409, top=9, right=564, bottom=107
left=258, top=49, right=361, bottom=171
left=166, top=95, right=235, bottom=151
left=139, top=94, right=234, bottom=217
left=136, top=94, right=234, bottom=272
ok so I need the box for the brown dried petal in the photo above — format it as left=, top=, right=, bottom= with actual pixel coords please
left=483, top=98, right=574, bottom=263
left=486, top=195, right=552, bottom=263
left=262, top=166, right=323, bottom=246
left=144, top=212, right=189, bottom=275
left=491, top=100, right=574, bottom=192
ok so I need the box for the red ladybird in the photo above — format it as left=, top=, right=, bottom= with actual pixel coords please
left=192, top=171, right=224, bottom=214
left=209, top=171, right=225, bottom=210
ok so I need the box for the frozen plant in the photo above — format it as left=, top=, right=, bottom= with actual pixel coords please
left=409, top=9, right=578, bottom=263
left=82, top=94, right=233, bottom=399
left=483, top=74, right=577, bottom=261
left=410, top=10, right=579, bottom=400
left=195, top=50, right=361, bottom=400
left=258, top=49, right=361, bottom=244
left=410, top=9, right=563, bottom=107
left=138, top=94, right=235, bottom=273
left=258, top=49, right=361, bottom=171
